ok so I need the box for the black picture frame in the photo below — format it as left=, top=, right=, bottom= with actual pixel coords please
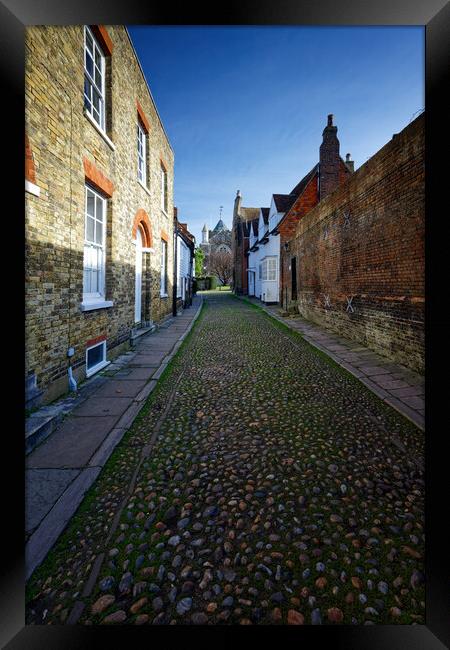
left=2, top=0, right=449, bottom=647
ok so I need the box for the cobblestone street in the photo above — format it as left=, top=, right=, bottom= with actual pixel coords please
left=26, top=292, right=425, bottom=626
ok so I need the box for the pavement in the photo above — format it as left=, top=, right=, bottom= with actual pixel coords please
left=25, top=296, right=203, bottom=581
left=245, top=297, right=425, bottom=432
left=26, top=291, right=425, bottom=626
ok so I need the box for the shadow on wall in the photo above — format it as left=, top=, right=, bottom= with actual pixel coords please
left=26, top=239, right=175, bottom=404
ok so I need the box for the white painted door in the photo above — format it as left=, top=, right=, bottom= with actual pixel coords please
left=248, top=271, right=255, bottom=296
left=135, top=228, right=143, bottom=323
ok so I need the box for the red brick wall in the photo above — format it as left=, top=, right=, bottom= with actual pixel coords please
left=286, top=114, right=425, bottom=373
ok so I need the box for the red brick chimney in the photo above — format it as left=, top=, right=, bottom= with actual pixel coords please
left=319, top=114, right=340, bottom=200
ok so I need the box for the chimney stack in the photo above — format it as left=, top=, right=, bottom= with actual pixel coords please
left=319, top=114, right=340, bottom=200
left=233, top=189, right=242, bottom=219
left=345, top=153, right=354, bottom=173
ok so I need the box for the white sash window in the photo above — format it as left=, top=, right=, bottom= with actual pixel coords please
left=84, top=26, right=105, bottom=130
left=83, top=185, right=106, bottom=300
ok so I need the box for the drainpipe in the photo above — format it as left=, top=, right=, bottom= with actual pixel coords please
left=68, top=366, right=77, bottom=392
left=173, top=214, right=178, bottom=317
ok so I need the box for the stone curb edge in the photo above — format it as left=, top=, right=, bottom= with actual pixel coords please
left=25, top=297, right=204, bottom=582
left=238, top=296, right=425, bottom=433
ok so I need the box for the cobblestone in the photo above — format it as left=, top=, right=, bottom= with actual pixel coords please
left=25, top=293, right=424, bottom=625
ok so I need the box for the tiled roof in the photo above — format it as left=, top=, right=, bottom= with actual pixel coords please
left=290, top=164, right=318, bottom=196
left=241, top=207, right=260, bottom=220
left=273, top=193, right=298, bottom=213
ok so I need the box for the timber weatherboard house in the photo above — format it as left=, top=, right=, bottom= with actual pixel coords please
left=234, top=114, right=353, bottom=303
left=174, top=208, right=195, bottom=309
left=25, top=25, right=178, bottom=406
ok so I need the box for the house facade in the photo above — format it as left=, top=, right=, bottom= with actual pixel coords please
left=25, top=25, right=175, bottom=406
left=231, top=191, right=259, bottom=295
left=175, top=210, right=195, bottom=308
left=235, top=115, right=352, bottom=305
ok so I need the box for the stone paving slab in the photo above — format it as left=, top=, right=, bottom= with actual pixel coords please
left=128, top=353, right=167, bottom=366
left=71, top=396, right=133, bottom=418
left=247, top=298, right=425, bottom=431
left=113, top=367, right=158, bottom=380
left=25, top=468, right=80, bottom=534
left=26, top=416, right=120, bottom=469
left=26, top=466, right=102, bottom=581
left=93, top=378, right=148, bottom=398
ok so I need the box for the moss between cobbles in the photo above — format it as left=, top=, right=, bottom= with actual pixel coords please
left=27, top=295, right=423, bottom=625
left=235, top=295, right=422, bottom=435
left=26, top=302, right=206, bottom=605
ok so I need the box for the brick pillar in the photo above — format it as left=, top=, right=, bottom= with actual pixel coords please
left=319, top=114, right=340, bottom=200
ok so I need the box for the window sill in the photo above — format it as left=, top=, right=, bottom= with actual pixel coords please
left=137, top=179, right=151, bottom=196
left=83, top=110, right=116, bottom=151
left=80, top=300, right=114, bottom=312
left=86, top=359, right=110, bottom=378
left=25, top=180, right=41, bottom=197
left=160, top=293, right=169, bottom=298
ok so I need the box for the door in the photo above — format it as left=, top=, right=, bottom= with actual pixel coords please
left=248, top=271, right=255, bottom=296
left=135, top=228, right=143, bottom=323
left=291, top=256, right=297, bottom=301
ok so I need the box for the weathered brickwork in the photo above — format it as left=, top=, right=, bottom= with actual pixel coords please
left=25, top=26, right=175, bottom=403
left=284, top=114, right=424, bottom=373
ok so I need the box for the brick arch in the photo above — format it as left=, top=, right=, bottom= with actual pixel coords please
left=132, top=209, right=153, bottom=248
left=25, top=133, right=36, bottom=184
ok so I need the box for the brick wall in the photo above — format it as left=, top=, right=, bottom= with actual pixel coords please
left=284, top=114, right=425, bottom=373
left=25, top=26, right=175, bottom=403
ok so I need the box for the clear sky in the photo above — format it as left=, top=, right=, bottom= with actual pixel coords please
left=127, top=26, right=424, bottom=244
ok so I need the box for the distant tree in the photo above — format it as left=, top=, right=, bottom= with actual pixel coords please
left=194, top=247, right=205, bottom=276
left=207, top=249, right=233, bottom=287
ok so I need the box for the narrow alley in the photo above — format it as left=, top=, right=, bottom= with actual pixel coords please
left=26, top=292, right=424, bottom=626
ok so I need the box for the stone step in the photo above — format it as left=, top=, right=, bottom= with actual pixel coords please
left=25, top=413, right=60, bottom=455
left=130, top=324, right=156, bottom=344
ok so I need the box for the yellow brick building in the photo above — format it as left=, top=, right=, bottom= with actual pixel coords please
left=25, top=25, right=175, bottom=405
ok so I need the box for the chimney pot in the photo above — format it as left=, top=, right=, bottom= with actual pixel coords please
left=346, top=153, right=350, bottom=161
left=327, top=114, right=333, bottom=126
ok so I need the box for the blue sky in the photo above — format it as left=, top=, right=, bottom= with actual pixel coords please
left=127, top=26, right=424, bottom=244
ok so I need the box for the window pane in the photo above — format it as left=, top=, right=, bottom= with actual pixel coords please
left=83, top=268, right=90, bottom=294
left=91, top=269, right=98, bottom=293
left=85, top=29, right=93, bottom=53
left=86, top=216, right=95, bottom=242
left=94, top=47, right=102, bottom=69
left=86, top=191, right=95, bottom=216
left=86, top=53, right=94, bottom=77
left=94, top=66, right=102, bottom=89
left=95, top=195, right=103, bottom=221
left=95, top=220, right=103, bottom=244
left=92, top=89, right=101, bottom=113
left=87, top=342, right=104, bottom=370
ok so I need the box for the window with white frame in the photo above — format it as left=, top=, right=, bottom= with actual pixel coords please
left=83, top=185, right=106, bottom=301
left=160, top=239, right=168, bottom=295
left=86, top=340, right=107, bottom=376
left=268, top=257, right=277, bottom=281
left=261, top=261, right=268, bottom=281
left=84, top=26, right=105, bottom=130
left=161, top=165, right=168, bottom=213
left=137, top=122, right=147, bottom=186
